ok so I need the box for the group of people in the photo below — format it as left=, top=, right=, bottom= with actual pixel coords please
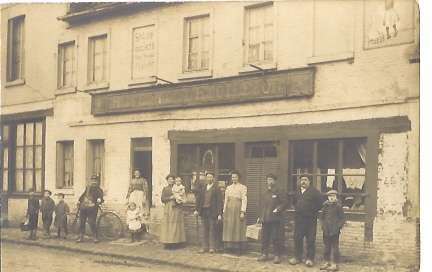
left=26, top=169, right=345, bottom=271
left=26, top=188, right=70, bottom=240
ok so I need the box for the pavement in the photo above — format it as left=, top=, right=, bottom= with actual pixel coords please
left=1, top=227, right=418, bottom=272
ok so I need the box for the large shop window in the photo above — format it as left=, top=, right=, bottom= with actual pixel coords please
left=178, top=143, right=235, bottom=202
left=86, top=140, right=104, bottom=186
left=290, top=138, right=367, bottom=211
left=244, top=4, right=273, bottom=64
left=56, top=141, right=74, bottom=188
left=1, top=121, right=44, bottom=193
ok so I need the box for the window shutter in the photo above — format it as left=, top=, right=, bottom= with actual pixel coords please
left=56, top=142, right=64, bottom=188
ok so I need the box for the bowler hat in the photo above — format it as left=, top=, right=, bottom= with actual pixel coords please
left=44, top=189, right=52, bottom=195
left=205, top=171, right=215, bottom=177
left=267, top=173, right=277, bottom=180
left=327, top=190, right=338, bottom=195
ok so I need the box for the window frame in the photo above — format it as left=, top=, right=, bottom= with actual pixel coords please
left=88, top=34, right=108, bottom=84
left=56, top=141, right=74, bottom=189
left=184, top=15, right=210, bottom=72
left=57, top=41, right=77, bottom=90
left=86, top=139, right=105, bottom=187
left=7, top=15, right=25, bottom=83
left=244, top=3, right=274, bottom=65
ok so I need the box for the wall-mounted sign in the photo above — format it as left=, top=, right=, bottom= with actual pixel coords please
left=132, top=24, right=156, bottom=79
left=92, top=68, right=315, bottom=115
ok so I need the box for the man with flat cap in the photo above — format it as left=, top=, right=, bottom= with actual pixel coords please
left=289, top=173, right=323, bottom=267
left=76, top=174, right=104, bottom=243
left=257, top=173, right=288, bottom=264
left=194, top=171, right=223, bottom=254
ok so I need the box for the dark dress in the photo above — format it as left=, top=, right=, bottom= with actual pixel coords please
left=27, top=197, right=40, bottom=230
left=159, top=185, right=186, bottom=244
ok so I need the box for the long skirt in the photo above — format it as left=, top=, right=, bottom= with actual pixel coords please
left=223, top=198, right=247, bottom=249
left=129, top=190, right=149, bottom=223
left=160, top=200, right=186, bottom=244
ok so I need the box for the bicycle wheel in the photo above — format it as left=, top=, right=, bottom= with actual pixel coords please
left=97, top=211, right=123, bottom=240
left=61, top=212, right=80, bottom=240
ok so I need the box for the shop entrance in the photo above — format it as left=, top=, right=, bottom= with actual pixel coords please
left=244, top=142, right=278, bottom=226
left=131, top=138, right=152, bottom=208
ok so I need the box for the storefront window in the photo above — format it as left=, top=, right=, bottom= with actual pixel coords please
left=178, top=143, right=235, bottom=202
left=290, top=138, right=366, bottom=210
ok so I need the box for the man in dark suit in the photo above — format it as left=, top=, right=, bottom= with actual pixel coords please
left=194, top=172, right=223, bottom=254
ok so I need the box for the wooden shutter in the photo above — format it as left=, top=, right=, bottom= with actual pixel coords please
left=245, top=159, right=277, bottom=226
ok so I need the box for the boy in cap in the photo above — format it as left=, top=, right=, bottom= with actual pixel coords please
left=319, top=190, right=345, bottom=271
left=40, top=189, right=55, bottom=239
left=26, top=188, right=40, bottom=240
left=54, top=193, right=70, bottom=238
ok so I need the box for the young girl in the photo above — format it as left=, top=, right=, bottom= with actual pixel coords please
left=126, top=202, right=142, bottom=243
left=171, top=177, right=186, bottom=207
left=383, top=0, right=400, bottom=39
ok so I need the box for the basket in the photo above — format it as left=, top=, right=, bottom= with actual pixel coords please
left=19, top=216, right=31, bottom=231
left=246, top=224, right=262, bottom=240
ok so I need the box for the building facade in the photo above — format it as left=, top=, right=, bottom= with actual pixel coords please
left=1, top=1, right=419, bottom=266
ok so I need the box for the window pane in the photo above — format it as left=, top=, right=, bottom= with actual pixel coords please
left=2, top=125, right=9, bottom=142
left=35, top=170, right=42, bottom=192
left=3, top=147, right=9, bottom=167
left=264, top=42, right=273, bottom=60
left=202, top=36, right=209, bottom=51
left=25, top=146, right=33, bottom=168
left=189, top=20, right=199, bottom=37
left=292, top=141, right=313, bottom=174
left=249, top=9, right=260, bottom=27
left=317, top=140, right=339, bottom=170
left=264, top=25, right=272, bottom=42
left=25, top=123, right=34, bottom=145
left=249, top=27, right=260, bottom=44
left=249, top=44, right=260, bottom=62
left=35, top=122, right=43, bottom=145
left=3, top=170, right=8, bottom=191
left=218, top=143, right=235, bottom=170
left=202, top=17, right=210, bottom=35
left=200, top=145, right=216, bottom=173
left=201, top=53, right=209, bottom=69
left=25, top=170, right=33, bottom=191
left=17, top=124, right=24, bottom=146
left=179, top=145, right=198, bottom=173
left=264, top=145, right=277, bottom=158
left=16, top=147, right=24, bottom=168
left=15, top=170, right=24, bottom=192
left=264, top=5, right=273, bottom=24
left=188, top=53, right=198, bottom=69
left=35, top=146, right=42, bottom=168
left=189, top=37, right=198, bottom=53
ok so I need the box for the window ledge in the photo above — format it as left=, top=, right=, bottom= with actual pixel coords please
left=83, top=82, right=110, bottom=92
left=307, top=52, right=354, bottom=65
left=4, top=78, right=25, bottom=87
left=238, top=62, right=277, bottom=74
left=55, top=86, right=77, bottom=96
left=128, top=77, right=157, bottom=86
left=178, top=70, right=213, bottom=81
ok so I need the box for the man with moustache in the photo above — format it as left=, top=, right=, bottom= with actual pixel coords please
left=194, top=171, right=223, bottom=254
left=256, top=173, right=288, bottom=264
left=289, top=173, right=324, bottom=267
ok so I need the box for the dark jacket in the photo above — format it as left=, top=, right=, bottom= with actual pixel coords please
left=78, top=185, right=104, bottom=205
left=40, top=197, right=56, bottom=213
left=27, top=197, right=40, bottom=215
left=320, top=200, right=345, bottom=236
left=196, top=183, right=223, bottom=220
left=293, top=186, right=323, bottom=219
left=258, top=185, right=288, bottom=223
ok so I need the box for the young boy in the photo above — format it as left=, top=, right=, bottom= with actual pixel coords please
left=320, top=190, right=345, bottom=271
left=27, top=188, right=40, bottom=240
left=40, top=190, right=55, bottom=239
left=54, top=193, right=70, bottom=238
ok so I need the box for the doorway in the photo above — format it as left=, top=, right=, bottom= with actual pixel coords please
left=131, top=138, right=152, bottom=209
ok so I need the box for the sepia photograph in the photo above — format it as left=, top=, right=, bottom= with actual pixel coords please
left=1, top=0, right=423, bottom=271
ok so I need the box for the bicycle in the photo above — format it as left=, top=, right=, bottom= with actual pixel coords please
left=61, top=205, right=123, bottom=240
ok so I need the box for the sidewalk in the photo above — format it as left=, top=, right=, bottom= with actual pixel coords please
left=1, top=227, right=415, bottom=272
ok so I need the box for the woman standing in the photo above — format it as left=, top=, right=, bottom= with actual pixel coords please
left=126, top=169, right=149, bottom=223
left=223, top=170, right=247, bottom=255
left=160, top=174, right=186, bottom=249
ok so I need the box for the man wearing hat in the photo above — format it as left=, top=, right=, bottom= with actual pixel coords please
left=256, top=173, right=288, bottom=264
left=194, top=171, right=223, bottom=254
left=289, top=173, right=324, bottom=267
left=76, top=174, right=104, bottom=243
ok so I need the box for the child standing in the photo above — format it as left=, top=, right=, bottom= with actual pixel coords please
left=319, top=190, right=345, bottom=271
left=54, top=193, right=70, bottom=238
left=126, top=202, right=142, bottom=243
left=383, top=0, right=400, bottom=39
left=40, top=190, right=55, bottom=239
left=171, top=177, right=186, bottom=207
left=27, top=188, right=40, bottom=240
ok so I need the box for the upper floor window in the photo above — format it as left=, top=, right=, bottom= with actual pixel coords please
left=88, top=35, right=108, bottom=83
left=185, top=16, right=210, bottom=71
left=58, top=42, right=76, bottom=88
left=244, top=4, right=273, bottom=64
left=7, top=16, right=25, bottom=82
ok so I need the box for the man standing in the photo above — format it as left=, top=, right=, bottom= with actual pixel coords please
left=76, top=174, right=104, bottom=243
left=194, top=172, right=223, bottom=254
left=289, top=173, right=323, bottom=267
left=257, top=173, right=288, bottom=264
